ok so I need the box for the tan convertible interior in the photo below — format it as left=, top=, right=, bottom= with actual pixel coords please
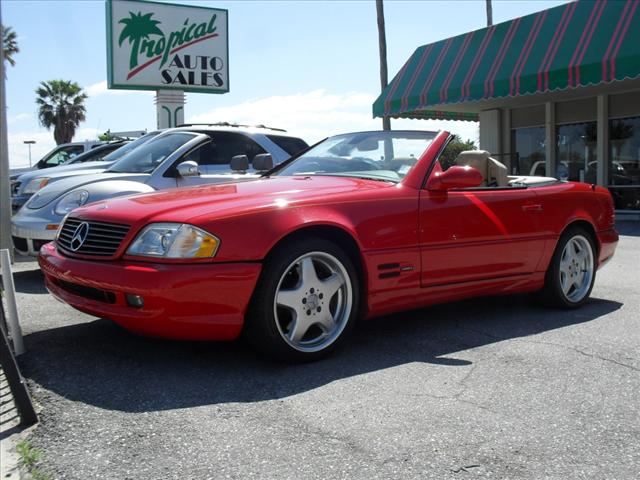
left=454, top=150, right=558, bottom=187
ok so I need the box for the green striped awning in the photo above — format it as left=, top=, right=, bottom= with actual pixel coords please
left=373, top=0, right=640, bottom=121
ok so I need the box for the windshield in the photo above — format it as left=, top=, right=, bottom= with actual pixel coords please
left=63, top=145, right=117, bottom=165
left=98, top=131, right=162, bottom=163
left=106, top=132, right=196, bottom=174
left=67, top=132, right=160, bottom=165
left=274, top=131, right=437, bottom=182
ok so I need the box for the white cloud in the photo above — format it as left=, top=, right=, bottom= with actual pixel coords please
left=7, top=113, right=31, bottom=125
left=8, top=127, right=101, bottom=169
left=187, top=89, right=479, bottom=145
left=85, top=80, right=154, bottom=97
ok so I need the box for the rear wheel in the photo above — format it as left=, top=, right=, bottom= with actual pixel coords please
left=245, top=238, right=359, bottom=362
left=541, top=227, right=596, bottom=308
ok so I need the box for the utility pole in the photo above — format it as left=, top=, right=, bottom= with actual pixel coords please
left=486, top=0, right=493, bottom=26
left=376, top=0, right=391, bottom=131
left=1, top=8, right=14, bottom=259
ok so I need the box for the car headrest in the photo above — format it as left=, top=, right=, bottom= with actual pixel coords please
left=455, top=150, right=490, bottom=166
left=230, top=155, right=249, bottom=171
left=253, top=153, right=273, bottom=171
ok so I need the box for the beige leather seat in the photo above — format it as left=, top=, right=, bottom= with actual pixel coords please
left=454, top=150, right=508, bottom=187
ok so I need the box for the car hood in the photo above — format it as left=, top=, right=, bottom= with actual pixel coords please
left=17, top=160, right=115, bottom=183
left=73, top=175, right=393, bottom=226
left=10, top=167, right=35, bottom=179
left=27, top=172, right=150, bottom=209
left=16, top=163, right=116, bottom=196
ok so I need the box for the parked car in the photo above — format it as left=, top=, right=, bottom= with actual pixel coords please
left=11, top=132, right=161, bottom=213
left=12, top=124, right=307, bottom=255
left=11, top=141, right=128, bottom=212
left=37, top=130, right=618, bottom=361
left=9, top=140, right=105, bottom=177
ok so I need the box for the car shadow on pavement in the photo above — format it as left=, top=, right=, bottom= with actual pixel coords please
left=18, top=294, right=622, bottom=413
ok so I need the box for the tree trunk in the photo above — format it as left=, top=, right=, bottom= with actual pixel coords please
left=376, top=0, right=391, bottom=130
left=486, top=0, right=493, bottom=27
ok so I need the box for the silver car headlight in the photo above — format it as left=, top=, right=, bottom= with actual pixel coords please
left=127, top=223, right=220, bottom=258
left=23, top=177, right=51, bottom=194
left=54, top=190, right=90, bottom=215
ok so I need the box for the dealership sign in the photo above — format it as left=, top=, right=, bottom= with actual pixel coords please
left=106, top=0, right=228, bottom=94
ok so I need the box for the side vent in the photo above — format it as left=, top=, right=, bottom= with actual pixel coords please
left=377, top=263, right=413, bottom=279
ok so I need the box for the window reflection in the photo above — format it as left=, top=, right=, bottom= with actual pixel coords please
left=556, top=122, right=597, bottom=183
left=511, top=127, right=546, bottom=176
left=609, top=117, right=640, bottom=210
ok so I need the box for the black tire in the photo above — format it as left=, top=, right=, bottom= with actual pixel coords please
left=541, top=226, right=597, bottom=309
left=244, top=238, right=360, bottom=362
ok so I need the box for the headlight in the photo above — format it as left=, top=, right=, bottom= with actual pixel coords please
left=23, top=177, right=51, bottom=194
left=54, top=190, right=89, bottom=215
left=127, top=223, right=220, bottom=258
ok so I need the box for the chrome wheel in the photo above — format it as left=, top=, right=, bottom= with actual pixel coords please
left=558, top=235, right=594, bottom=303
left=273, top=251, right=353, bottom=353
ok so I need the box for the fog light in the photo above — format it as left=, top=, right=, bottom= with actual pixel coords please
left=125, top=294, right=144, bottom=308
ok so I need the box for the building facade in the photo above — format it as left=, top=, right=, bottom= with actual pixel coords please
left=373, top=0, right=640, bottom=218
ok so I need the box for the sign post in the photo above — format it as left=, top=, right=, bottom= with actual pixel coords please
left=156, top=90, right=185, bottom=128
left=106, top=0, right=229, bottom=128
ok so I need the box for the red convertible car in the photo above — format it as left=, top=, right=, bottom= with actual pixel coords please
left=39, top=130, right=618, bottom=361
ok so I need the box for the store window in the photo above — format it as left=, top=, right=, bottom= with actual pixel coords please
left=556, top=122, right=597, bottom=183
left=511, top=127, right=546, bottom=176
left=609, top=117, right=640, bottom=210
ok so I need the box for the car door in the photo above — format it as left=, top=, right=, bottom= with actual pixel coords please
left=419, top=185, right=547, bottom=287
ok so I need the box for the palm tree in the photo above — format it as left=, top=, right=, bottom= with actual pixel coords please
left=376, top=0, right=390, bottom=131
left=119, top=11, right=164, bottom=70
left=2, top=24, right=19, bottom=67
left=36, top=80, right=88, bottom=145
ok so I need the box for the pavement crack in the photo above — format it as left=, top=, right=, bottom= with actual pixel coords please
left=457, top=326, right=639, bottom=373
left=518, top=339, right=640, bottom=373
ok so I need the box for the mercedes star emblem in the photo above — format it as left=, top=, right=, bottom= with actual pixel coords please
left=70, top=222, right=90, bottom=251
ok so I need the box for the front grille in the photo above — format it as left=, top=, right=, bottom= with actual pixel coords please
left=57, top=279, right=116, bottom=304
left=57, top=217, right=130, bottom=257
left=12, top=236, right=28, bottom=252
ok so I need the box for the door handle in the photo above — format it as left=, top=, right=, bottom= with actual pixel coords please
left=522, top=204, right=543, bottom=212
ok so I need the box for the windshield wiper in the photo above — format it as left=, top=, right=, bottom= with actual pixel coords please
left=315, top=173, right=397, bottom=183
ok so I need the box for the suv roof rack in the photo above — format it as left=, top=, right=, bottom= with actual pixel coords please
left=176, top=122, right=287, bottom=132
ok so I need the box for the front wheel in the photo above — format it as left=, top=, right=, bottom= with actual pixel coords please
left=541, top=227, right=596, bottom=308
left=245, top=238, right=359, bottom=362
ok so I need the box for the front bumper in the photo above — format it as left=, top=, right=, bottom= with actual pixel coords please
left=38, top=242, right=262, bottom=340
left=11, top=212, right=59, bottom=256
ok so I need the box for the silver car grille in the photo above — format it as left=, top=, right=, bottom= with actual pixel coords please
left=57, top=217, right=131, bottom=257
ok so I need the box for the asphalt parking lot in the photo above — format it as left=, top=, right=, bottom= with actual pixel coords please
left=8, top=224, right=640, bottom=479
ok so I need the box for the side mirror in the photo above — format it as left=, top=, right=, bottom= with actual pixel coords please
left=176, top=160, right=200, bottom=177
left=253, top=153, right=273, bottom=171
left=426, top=166, right=483, bottom=191
left=230, top=155, right=249, bottom=172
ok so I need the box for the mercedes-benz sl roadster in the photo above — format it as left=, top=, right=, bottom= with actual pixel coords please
left=38, top=130, right=618, bottom=361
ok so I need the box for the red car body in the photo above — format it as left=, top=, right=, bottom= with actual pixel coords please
left=38, top=131, right=618, bottom=341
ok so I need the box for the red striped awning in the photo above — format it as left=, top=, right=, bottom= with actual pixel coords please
left=373, top=0, right=640, bottom=121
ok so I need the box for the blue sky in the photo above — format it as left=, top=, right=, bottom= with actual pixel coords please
left=4, top=0, right=567, bottom=167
